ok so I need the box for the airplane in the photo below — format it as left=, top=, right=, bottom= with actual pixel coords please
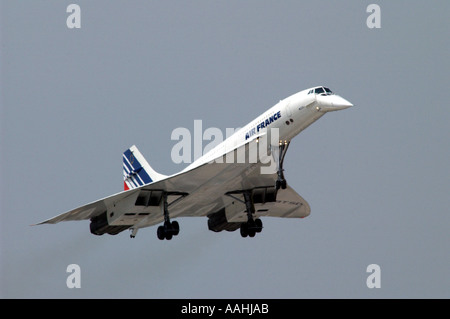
left=36, top=86, right=353, bottom=239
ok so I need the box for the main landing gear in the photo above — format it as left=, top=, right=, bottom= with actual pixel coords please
left=239, top=191, right=263, bottom=238
left=156, top=191, right=186, bottom=240
left=274, top=140, right=290, bottom=190
left=157, top=220, right=179, bottom=240
left=240, top=218, right=263, bottom=238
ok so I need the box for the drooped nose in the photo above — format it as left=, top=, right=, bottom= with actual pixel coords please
left=316, top=94, right=353, bottom=112
left=330, top=95, right=353, bottom=110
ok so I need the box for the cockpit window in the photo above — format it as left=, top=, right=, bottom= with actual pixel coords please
left=314, top=87, right=334, bottom=96
left=314, top=87, right=324, bottom=95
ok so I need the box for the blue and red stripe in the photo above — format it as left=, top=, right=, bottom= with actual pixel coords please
left=123, top=149, right=153, bottom=189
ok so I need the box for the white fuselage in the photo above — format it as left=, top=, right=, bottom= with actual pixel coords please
left=184, top=86, right=353, bottom=171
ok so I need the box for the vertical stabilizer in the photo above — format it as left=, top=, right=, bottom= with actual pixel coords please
left=123, top=145, right=167, bottom=190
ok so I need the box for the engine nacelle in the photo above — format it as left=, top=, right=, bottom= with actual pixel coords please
left=208, top=186, right=278, bottom=232
left=89, top=212, right=130, bottom=235
left=207, top=208, right=241, bottom=232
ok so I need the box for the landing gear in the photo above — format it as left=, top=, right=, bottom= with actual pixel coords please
left=240, top=218, right=263, bottom=238
left=157, top=220, right=179, bottom=240
left=156, top=191, right=186, bottom=240
left=225, top=189, right=273, bottom=238
left=276, top=179, right=287, bottom=190
left=129, top=228, right=138, bottom=238
left=239, top=191, right=263, bottom=238
left=274, top=140, right=290, bottom=190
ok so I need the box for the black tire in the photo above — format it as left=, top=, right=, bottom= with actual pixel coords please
left=171, top=221, right=180, bottom=236
left=240, top=223, right=248, bottom=238
left=281, top=179, right=287, bottom=189
left=255, top=218, right=263, bottom=233
left=276, top=180, right=281, bottom=190
left=157, top=226, right=165, bottom=240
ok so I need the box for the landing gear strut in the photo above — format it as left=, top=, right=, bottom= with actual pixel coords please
left=156, top=191, right=186, bottom=240
left=129, top=228, right=138, bottom=238
left=274, top=140, right=290, bottom=190
left=239, top=191, right=263, bottom=238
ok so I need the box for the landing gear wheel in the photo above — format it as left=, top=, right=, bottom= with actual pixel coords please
left=157, top=226, right=165, bottom=240
left=157, top=221, right=180, bottom=240
left=157, top=192, right=187, bottom=240
left=255, top=218, right=263, bottom=233
left=247, top=219, right=256, bottom=237
left=274, top=141, right=290, bottom=190
left=171, top=221, right=180, bottom=236
left=276, top=179, right=287, bottom=190
left=240, top=223, right=248, bottom=238
left=240, top=218, right=263, bottom=238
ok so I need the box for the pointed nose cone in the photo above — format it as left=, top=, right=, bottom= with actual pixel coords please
left=331, top=95, right=353, bottom=110
left=316, top=95, right=353, bottom=112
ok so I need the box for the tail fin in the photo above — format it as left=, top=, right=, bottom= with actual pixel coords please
left=123, top=145, right=167, bottom=190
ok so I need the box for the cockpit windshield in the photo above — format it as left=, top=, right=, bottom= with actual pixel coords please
left=308, top=86, right=334, bottom=96
left=315, top=87, right=324, bottom=94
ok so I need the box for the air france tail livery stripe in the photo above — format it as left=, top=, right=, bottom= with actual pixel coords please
left=123, top=149, right=153, bottom=190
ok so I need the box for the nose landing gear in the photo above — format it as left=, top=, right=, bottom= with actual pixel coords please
left=274, top=140, right=290, bottom=190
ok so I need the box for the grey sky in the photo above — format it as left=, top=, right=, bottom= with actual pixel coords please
left=1, top=1, right=449, bottom=298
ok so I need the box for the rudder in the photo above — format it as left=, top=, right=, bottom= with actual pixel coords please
left=123, top=145, right=167, bottom=190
